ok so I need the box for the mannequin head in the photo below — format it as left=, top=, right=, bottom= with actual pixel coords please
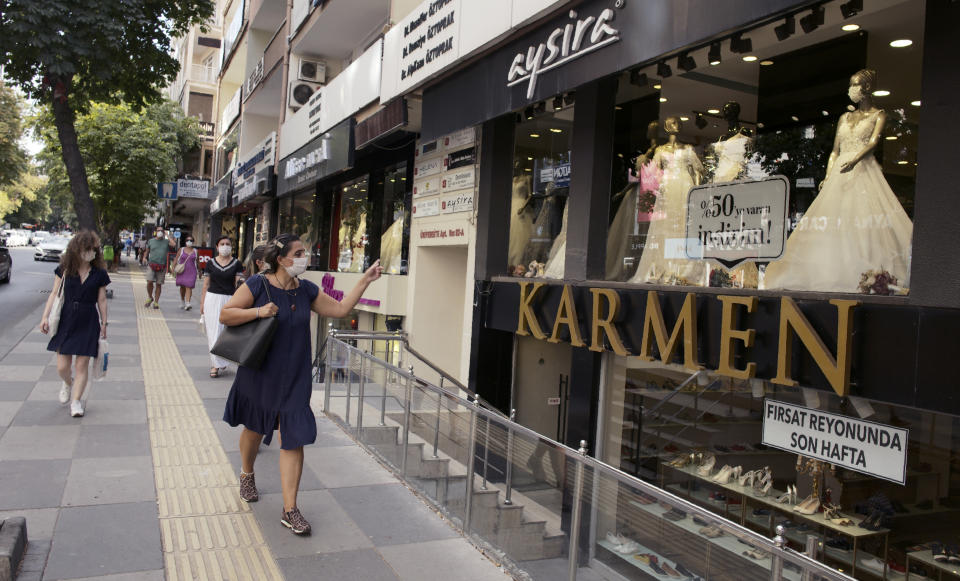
left=646, top=120, right=659, bottom=141
left=663, top=116, right=681, bottom=135
left=848, top=69, right=877, bottom=104
left=722, top=101, right=741, bottom=123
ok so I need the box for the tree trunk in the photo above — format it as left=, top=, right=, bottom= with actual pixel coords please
left=51, top=79, right=97, bottom=233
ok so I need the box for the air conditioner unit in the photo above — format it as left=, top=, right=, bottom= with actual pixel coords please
left=298, top=58, right=326, bottom=83
left=288, top=80, right=321, bottom=111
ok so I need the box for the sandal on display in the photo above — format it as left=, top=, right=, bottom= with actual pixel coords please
left=738, top=469, right=758, bottom=487
left=794, top=496, right=821, bottom=515
left=697, top=455, right=716, bottom=476
left=713, top=465, right=739, bottom=484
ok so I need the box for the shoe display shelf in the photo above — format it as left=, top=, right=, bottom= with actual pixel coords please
left=662, top=462, right=891, bottom=579
left=615, top=497, right=804, bottom=581
left=597, top=538, right=700, bottom=580
left=906, top=550, right=960, bottom=581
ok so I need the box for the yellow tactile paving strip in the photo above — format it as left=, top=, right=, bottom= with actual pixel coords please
left=131, top=274, right=285, bottom=581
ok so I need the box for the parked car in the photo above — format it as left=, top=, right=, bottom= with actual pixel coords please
left=30, top=230, right=50, bottom=245
left=35, top=236, right=70, bottom=262
left=0, top=239, right=11, bottom=284
left=5, top=230, right=28, bottom=247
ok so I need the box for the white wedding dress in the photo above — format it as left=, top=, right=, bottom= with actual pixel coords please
left=509, top=176, right=535, bottom=269
left=628, top=145, right=708, bottom=285
left=762, top=110, right=913, bottom=292
left=543, top=204, right=568, bottom=278
left=709, top=134, right=759, bottom=288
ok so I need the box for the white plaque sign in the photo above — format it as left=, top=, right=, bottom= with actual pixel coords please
left=443, top=128, right=475, bottom=150
left=413, top=198, right=440, bottom=217
left=762, top=399, right=908, bottom=485
left=440, top=191, right=473, bottom=214
left=685, top=176, right=790, bottom=264
left=414, top=156, right=444, bottom=178
left=413, top=177, right=440, bottom=198
left=441, top=168, right=475, bottom=193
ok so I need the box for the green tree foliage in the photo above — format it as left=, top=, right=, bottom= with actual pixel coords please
left=34, top=100, right=200, bottom=243
left=0, top=84, right=28, bottom=188
left=0, top=0, right=214, bottom=232
left=1, top=169, right=49, bottom=225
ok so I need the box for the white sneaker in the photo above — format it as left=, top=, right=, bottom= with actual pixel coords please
left=70, top=400, right=84, bottom=417
left=59, top=381, right=71, bottom=404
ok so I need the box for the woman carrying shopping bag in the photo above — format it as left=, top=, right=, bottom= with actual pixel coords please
left=39, top=230, right=110, bottom=418
left=201, top=236, right=243, bottom=378
left=174, top=235, right=199, bottom=310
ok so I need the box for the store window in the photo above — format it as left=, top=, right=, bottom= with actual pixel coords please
left=379, top=162, right=411, bottom=275
left=599, top=353, right=947, bottom=580
left=607, top=0, right=921, bottom=294
left=508, top=95, right=574, bottom=279
left=336, top=176, right=370, bottom=272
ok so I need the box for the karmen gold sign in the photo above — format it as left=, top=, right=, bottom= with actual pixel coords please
left=515, top=282, right=859, bottom=397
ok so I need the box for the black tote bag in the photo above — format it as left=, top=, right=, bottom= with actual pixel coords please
left=211, top=275, right=278, bottom=369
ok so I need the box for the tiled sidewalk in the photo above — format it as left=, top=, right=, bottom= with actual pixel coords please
left=0, top=264, right=509, bottom=581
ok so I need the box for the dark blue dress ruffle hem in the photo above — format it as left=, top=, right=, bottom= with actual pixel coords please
left=47, top=266, right=110, bottom=357
left=223, top=275, right=320, bottom=449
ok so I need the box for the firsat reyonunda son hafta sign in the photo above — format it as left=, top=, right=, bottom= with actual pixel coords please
left=762, top=399, right=908, bottom=484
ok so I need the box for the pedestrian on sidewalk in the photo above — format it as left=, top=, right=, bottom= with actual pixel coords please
left=201, top=236, right=243, bottom=378
left=39, top=230, right=110, bottom=418
left=243, top=244, right=269, bottom=276
left=174, top=235, right=199, bottom=310
left=144, top=227, right=175, bottom=309
left=136, top=236, right=147, bottom=263
left=221, top=233, right=382, bottom=535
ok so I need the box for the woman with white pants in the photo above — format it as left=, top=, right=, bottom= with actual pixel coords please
left=201, top=236, right=243, bottom=377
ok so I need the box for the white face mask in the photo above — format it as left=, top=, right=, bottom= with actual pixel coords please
left=218, top=245, right=232, bottom=257
left=186, top=241, right=194, bottom=247
left=848, top=86, right=863, bottom=103
left=155, top=231, right=164, bottom=239
left=283, top=256, right=308, bottom=277
left=81, top=250, right=96, bottom=262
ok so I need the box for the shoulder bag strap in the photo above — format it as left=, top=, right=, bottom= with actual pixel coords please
left=259, top=274, right=273, bottom=304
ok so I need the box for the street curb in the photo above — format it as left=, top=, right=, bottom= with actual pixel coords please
left=0, top=517, right=27, bottom=581
left=0, top=301, right=48, bottom=363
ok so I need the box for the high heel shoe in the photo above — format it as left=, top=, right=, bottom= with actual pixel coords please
left=696, top=455, right=716, bottom=476
left=758, top=479, right=772, bottom=497
left=774, top=489, right=791, bottom=503
left=794, top=496, right=821, bottom=515
left=790, top=485, right=798, bottom=505
left=712, top=465, right=733, bottom=483
left=738, top=469, right=757, bottom=487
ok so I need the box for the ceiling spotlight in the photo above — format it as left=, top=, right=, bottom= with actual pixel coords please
left=911, top=100, right=921, bottom=107
left=791, top=115, right=800, bottom=122
left=680, top=116, right=690, bottom=121
left=742, top=55, right=758, bottom=62
left=890, top=39, right=913, bottom=48
left=885, top=135, right=898, bottom=140
left=659, top=97, right=668, bottom=103
left=657, top=60, right=672, bottom=78
left=730, top=33, right=752, bottom=54
left=524, top=107, right=534, bottom=121
left=529, top=133, right=540, bottom=138
left=707, top=108, right=720, bottom=114
left=842, top=24, right=861, bottom=32
left=549, top=128, right=563, bottom=133
left=840, top=0, right=863, bottom=19
left=822, top=110, right=830, bottom=116
left=563, top=92, right=576, bottom=106
left=760, top=60, right=774, bottom=66
left=653, top=83, right=662, bottom=90
left=800, top=6, right=825, bottom=34
left=678, top=52, right=697, bottom=72
left=872, top=90, right=890, bottom=97
left=553, top=95, right=563, bottom=111
left=708, top=42, right=722, bottom=65
left=534, top=101, right=546, bottom=114
left=695, top=114, right=708, bottom=129
left=629, top=69, right=648, bottom=87
left=775, top=16, right=796, bottom=41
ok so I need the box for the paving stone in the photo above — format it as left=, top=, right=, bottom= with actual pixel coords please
left=74, top=425, right=150, bottom=458
left=0, top=402, right=23, bottom=428
left=304, top=445, right=400, bottom=489
left=9, top=401, right=73, bottom=426
left=83, top=381, right=145, bottom=401
left=57, top=570, right=165, bottom=581
left=0, top=426, right=80, bottom=460
left=77, top=400, right=146, bottom=425
left=0, top=353, right=55, bottom=366
left=0, top=460, right=70, bottom=509
left=94, top=366, right=144, bottom=383
left=277, top=550, right=400, bottom=581
left=44, top=502, right=163, bottom=579
left=27, top=381, right=65, bottom=402
left=0, top=382, right=34, bottom=401
left=0, top=365, right=44, bottom=382
left=329, top=483, right=458, bottom=547
left=225, top=450, right=325, bottom=493
left=0, top=508, right=58, bottom=540
left=378, top=538, right=507, bottom=581
left=248, top=491, right=373, bottom=558
left=62, top=456, right=156, bottom=506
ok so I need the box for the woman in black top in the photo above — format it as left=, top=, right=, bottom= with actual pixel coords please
left=201, top=236, right=243, bottom=377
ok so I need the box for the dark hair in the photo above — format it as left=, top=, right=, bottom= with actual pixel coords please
left=245, top=244, right=269, bottom=274
left=215, top=236, right=232, bottom=246
left=262, top=233, right=301, bottom=273
left=60, top=230, right=106, bottom=276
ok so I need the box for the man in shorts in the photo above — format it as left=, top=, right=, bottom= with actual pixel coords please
left=145, top=227, right=175, bottom=309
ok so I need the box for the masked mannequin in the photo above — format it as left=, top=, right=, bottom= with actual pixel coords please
left=606, top=121, right=660, bottom=281
left=762, top=69, right=913, bottom=292
left=629, top=116, right=707, bottom=286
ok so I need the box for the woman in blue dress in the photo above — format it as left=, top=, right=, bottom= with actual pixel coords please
left=40, top=231, right=110, bottom=418
left=220, top=233, right=382, bottom=535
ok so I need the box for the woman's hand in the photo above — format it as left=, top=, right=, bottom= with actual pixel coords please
left=101, top=325, right=107, bottom=339
left=40, top=318, right=49, bottom=334
left=363, top=260, right=383, bottom=284
left=257, top=302, right=279, bottom=318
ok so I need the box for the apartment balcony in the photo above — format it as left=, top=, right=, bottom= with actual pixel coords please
left=191, top=64, right=219, bottom=85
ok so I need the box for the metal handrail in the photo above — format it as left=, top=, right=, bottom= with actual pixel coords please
left=324, top=335, right=856, bottom=581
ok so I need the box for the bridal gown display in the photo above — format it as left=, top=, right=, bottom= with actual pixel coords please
left=606, top=161, right=662, bottom=280
left=628, top=146, right=708, bottom=285
left=380, top=215, right=405, bottom=274
left=709, top=134, right=759, bottom=288
left=543, top=204, right=568, bottom=278
left=509, top=176, right=535, bottom=269
left=762, top=109, right=913, bottom=292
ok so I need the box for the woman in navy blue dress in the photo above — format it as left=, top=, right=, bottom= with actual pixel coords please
left=220, top=233, right=382, bottom=535
left=40, top=231, right=110, bottom=418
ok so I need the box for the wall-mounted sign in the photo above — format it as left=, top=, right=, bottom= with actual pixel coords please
left=233, top=132, right=276, bottom=204
left=416, top=139, right=439, bottom=158
left=278, top=119, right=355, bottom=196
left=441, top=167, right=475, bottom=193
left=684, top=176, right=790, bottom=265
left=762, top=399, right=908, bottom=485
left=157, top=182, right=178, bottom=200
left=413, top=198, right=440, bottom=217
left=244, top=56, right=264, bottom=100
left=283, top=137, right=329, bottom=180
left=445, top=146, right=475, bottom=170
left=413, top=177, right=440, bottom=198
left=415, top=156, right=444, bottom=178
left=177, top=179, right=210, bottom=199
left=443, top=128, right=475, bottom=150
left=415, top=218, right=469, bottom=246
left=220, top=87, right=242, bottom=136
left=440, top=191, right=473, bottom=214
left=553, top=161, right=571, bottom=188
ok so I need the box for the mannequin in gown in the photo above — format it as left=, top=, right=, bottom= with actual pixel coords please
left=628, top=116, right=708, bottom=286
left=509, top=174, right=535, bottom=272
left=606, top=121, right=660, bottom=281
left=762, top=70, right=912, bottom=292
left=708, top=102, right=759, bottom=288
left=380, top=210, right=406, bottom=274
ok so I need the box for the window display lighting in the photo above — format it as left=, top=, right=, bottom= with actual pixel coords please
left=800, top=6, right=825, bottom=33
left=775, top=16, right=796, bottom=41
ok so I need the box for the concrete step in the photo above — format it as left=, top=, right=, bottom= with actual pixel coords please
left=356, top=425, right=400, bottom=445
